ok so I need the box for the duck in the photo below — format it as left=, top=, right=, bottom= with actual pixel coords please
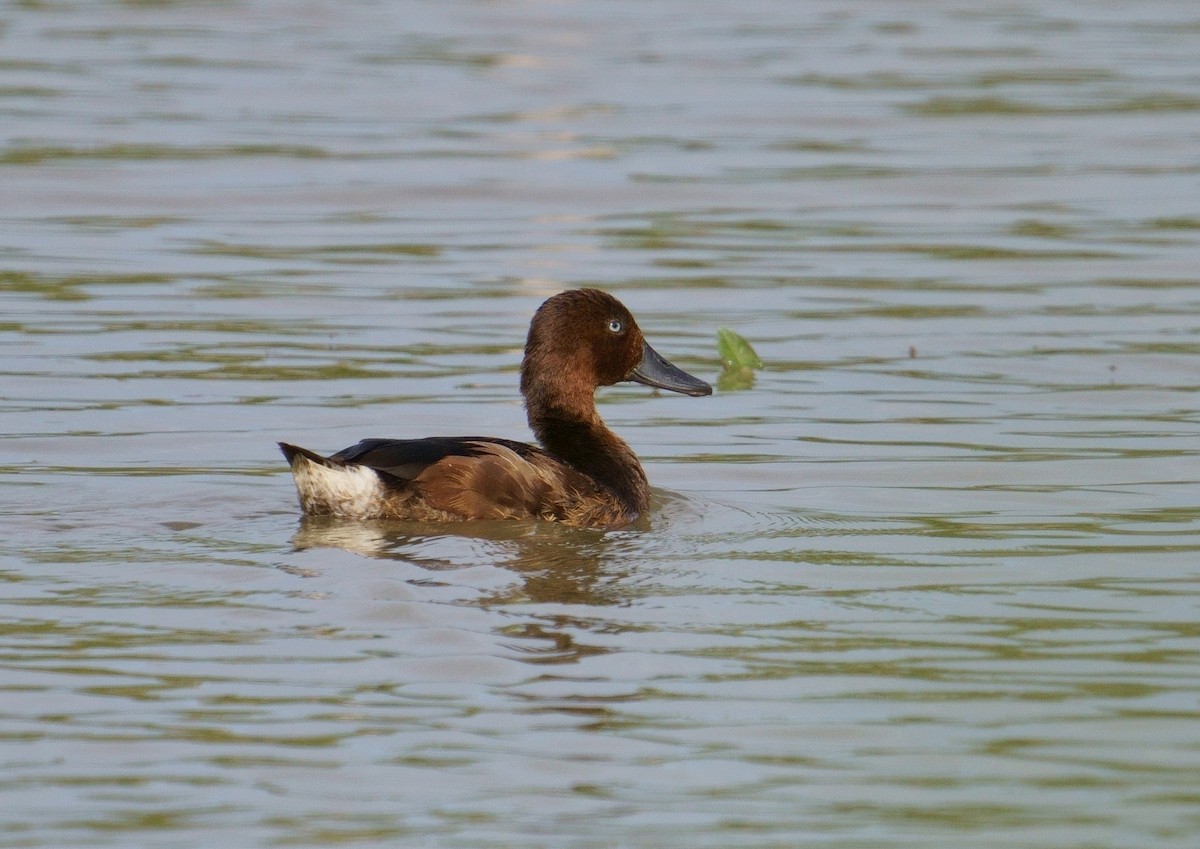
left=279, top=288, right=712, bottom=529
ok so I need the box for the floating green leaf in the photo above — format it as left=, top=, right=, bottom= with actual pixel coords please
left=716, top=328, right=763, bottom=391
left=717, top=328, right=764, bottom=370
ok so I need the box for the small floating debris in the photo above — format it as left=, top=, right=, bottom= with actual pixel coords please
left=716, top=328, right=763, bottom=391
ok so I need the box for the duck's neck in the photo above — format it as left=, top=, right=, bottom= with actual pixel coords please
left=528, top=403, right=651, bottom=516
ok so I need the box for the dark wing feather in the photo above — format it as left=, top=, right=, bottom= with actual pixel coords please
left=330, top=436, right=542, bottom=482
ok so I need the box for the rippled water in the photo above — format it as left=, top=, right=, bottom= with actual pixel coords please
left=3, top=1, right=1200, bottom=847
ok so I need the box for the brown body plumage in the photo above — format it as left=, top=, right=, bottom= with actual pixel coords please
left=280, top=289, right=711, bottom=530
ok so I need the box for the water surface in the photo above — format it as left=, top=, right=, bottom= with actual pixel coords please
left=3, top=2, right=1199, bottom=847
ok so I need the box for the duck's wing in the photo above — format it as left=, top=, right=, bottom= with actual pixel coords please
left=342, top=436, right=605, bottom=522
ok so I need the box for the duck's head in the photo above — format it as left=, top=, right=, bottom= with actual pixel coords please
left=521, top=289, right=712, bottom=409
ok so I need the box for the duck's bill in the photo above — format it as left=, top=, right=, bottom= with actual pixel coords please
left=628, top=342, right=713, bottom=397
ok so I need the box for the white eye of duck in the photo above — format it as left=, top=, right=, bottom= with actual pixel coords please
left=607, top=318, right=623, bottom=333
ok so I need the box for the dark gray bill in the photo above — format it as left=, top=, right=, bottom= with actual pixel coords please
left=628, top=341, right=712, bottom=396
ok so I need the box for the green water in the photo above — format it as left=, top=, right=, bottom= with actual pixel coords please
left=2, top=1, right=1199, bottom=847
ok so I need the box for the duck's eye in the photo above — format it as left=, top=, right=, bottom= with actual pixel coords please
left=607, top=318, right=623, bottom=334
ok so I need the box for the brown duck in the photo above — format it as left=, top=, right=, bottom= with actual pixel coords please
left=280, top=289, right=711, bottom=529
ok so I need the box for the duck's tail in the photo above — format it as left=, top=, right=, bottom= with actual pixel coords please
left=278, top=442, right=387, bottom=518
left=278, top=441, right=339, bottom=469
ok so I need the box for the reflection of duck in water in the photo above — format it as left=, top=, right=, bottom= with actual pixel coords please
left=280, top=289, right=710, bottom=529
left=288, top=515, right=626, bottom=602
left=288, top=513, right=633, bottom=664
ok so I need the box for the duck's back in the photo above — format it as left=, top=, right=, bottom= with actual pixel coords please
left=331, top=436, right=543, bottom=480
